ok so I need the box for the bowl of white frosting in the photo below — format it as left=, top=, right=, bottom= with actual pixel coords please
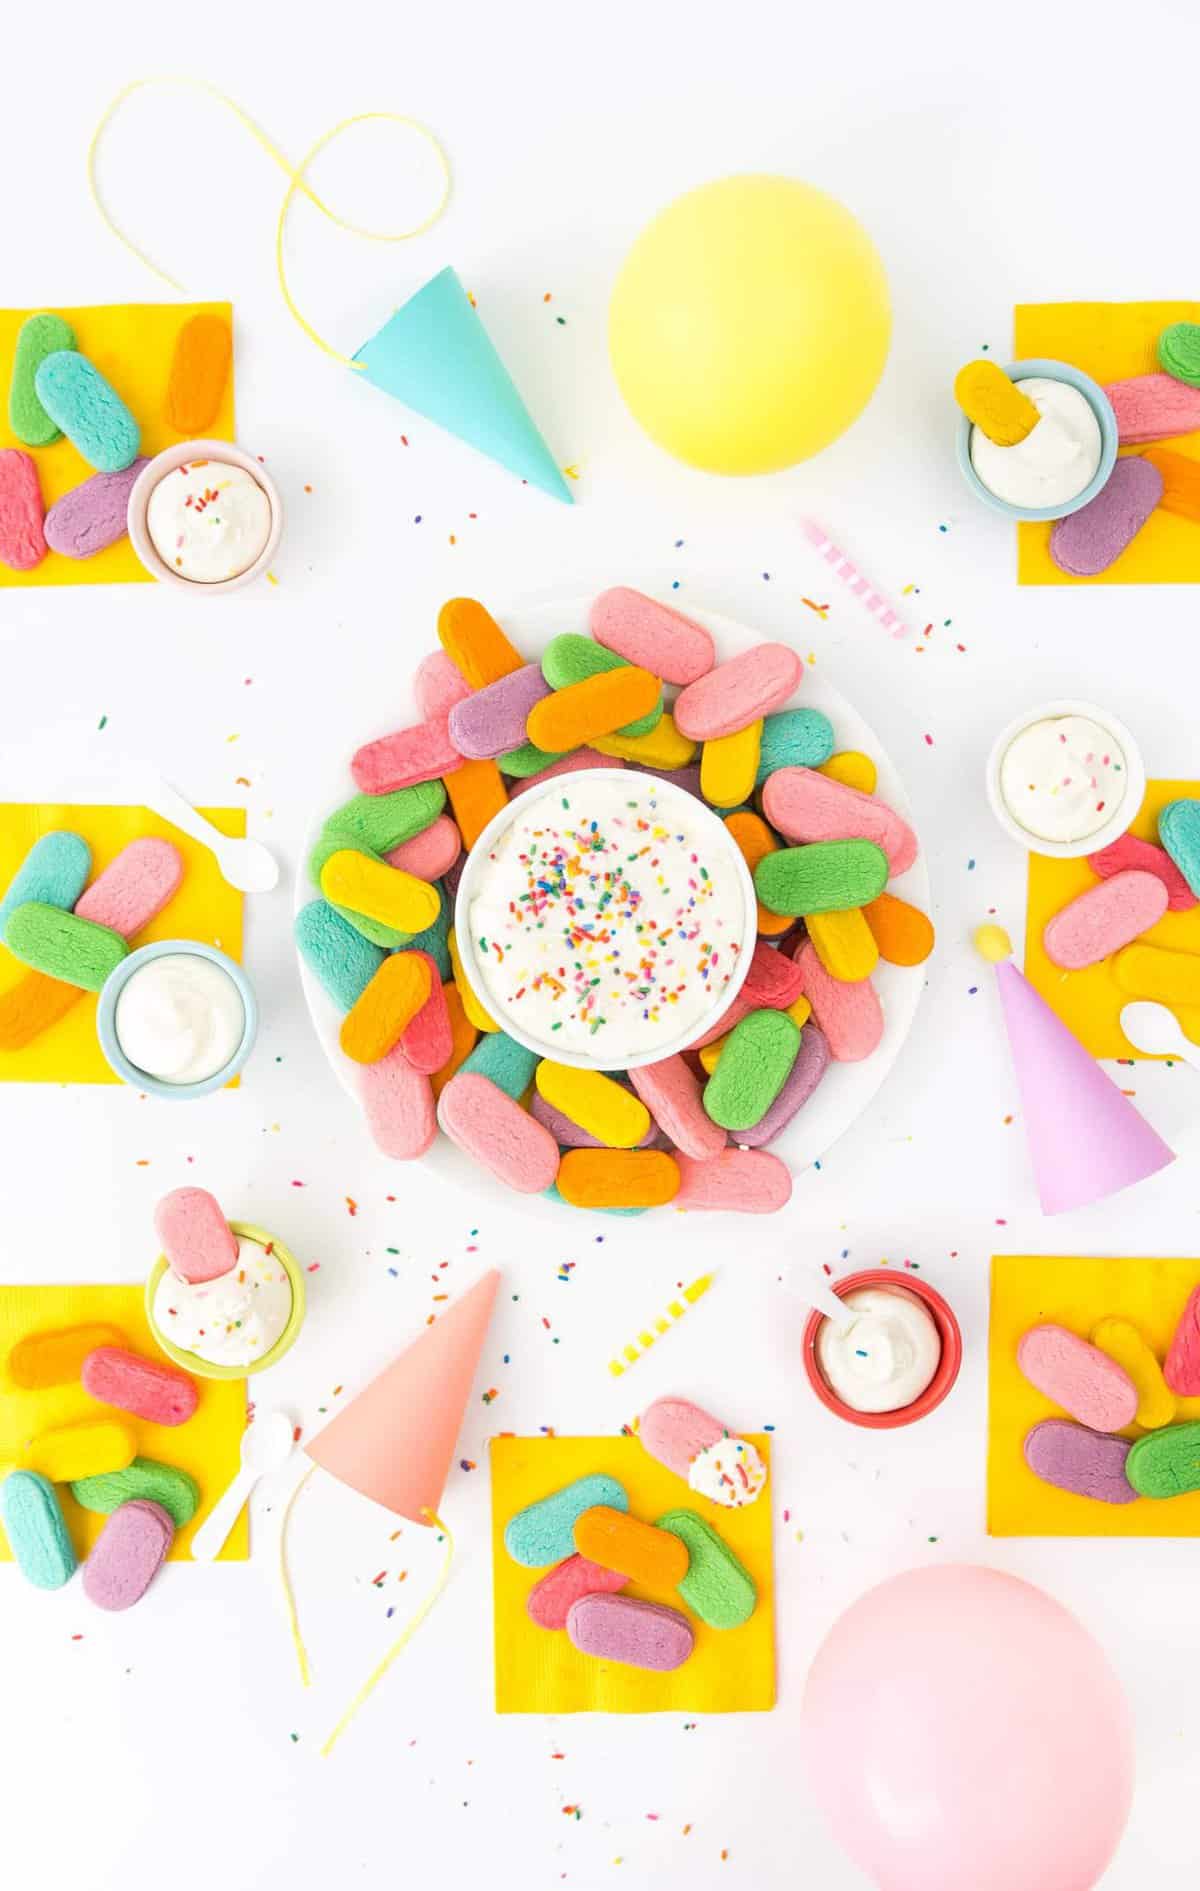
left=955, top=359, right=1117, bottom=523
left=145, top=1222, right=305, bottom=1380
left=127, top=440, right=282, bottom=593
left=802, top=1270, right=962, bottom=1429
left=96, top=940, right=258, bottom=1098
left=986, top=699, right=1145, bottom=859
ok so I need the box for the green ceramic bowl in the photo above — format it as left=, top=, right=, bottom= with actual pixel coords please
left=144, top=1222, right=306, bottom=1381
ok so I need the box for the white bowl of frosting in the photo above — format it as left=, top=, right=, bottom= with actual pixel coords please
left=454, top=768, right=758, bottom=1070
left=955, top=359, right=1117, bottom=523
left=97, top=940, right=258, bottom=1098
left=986, top=700, right=1145, bottom=858
left=127, top=440, right=282, bottom=593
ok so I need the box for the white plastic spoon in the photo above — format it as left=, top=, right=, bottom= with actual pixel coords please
left=1120, top=1001, right=1200, bottom=1072
left=130, top=763, right=280, bottom=894
left=190, top=1409, right=295, bottom=1562
left=782, top=1265, right=854, bottom=1329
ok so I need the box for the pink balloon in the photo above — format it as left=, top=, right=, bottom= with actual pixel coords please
left=802, top=1565, right=1133, bottom=1891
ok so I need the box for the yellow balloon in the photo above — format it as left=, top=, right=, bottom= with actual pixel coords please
left=609, top=174, right=891, bottom=475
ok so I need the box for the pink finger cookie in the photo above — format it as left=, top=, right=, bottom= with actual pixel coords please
left=673, top=1146, right=792, bottom=1213
left=566, top=1593, right=694, bottom=1671
left=399, top=956, right=454, bottom=1074
left=1043, top=870, right=1168, bottom=970
left=1023, top=1420, right=1137, bottom=1504
left=351, top=719, right=463, bottom=794
left=448, top=664, right=552, bottom=760
left=526, top=1553, right=626, bottom=1629
left=590, top=587, right=716, bottom=686
left=736, top=1022, right=830, bottom=1146
left=508, top=748, right=623, bottom=796
left=414, top=649, right=472, bottom=721
left=1016, top=1324, right=1138, bottom=1431
left=437, top=1071, right=560, bottom=1194
left=385, top=814, right=461, bottom=882
left=640, top=1396, right=768, bottom=1506
left=793, top=942, right=884, bottom=1062
left=359, top=1042, right=437, bottom=1159
left=1164, top=1285, right=1200, bottom=1395
left=75, top=839, right=184, bottom=936
left=83, top=1499, right=174, bottom=1611
left=1088, top=833, right=1196, bottom=913
left=741, top=940, right=806, bottom=1009
left=154, top=1187, right=238, bottom=1285
left=673, top=643, right=803, bottom=741
left=81, top=1346, right=198, bottom=1426
left=1104, top=372, right=1200, bottom=444
left=0, top=448, right=46, bottom=570
left=628, top=1056, right=727, bottom=1161
left=763, top=768, right=918, bottom=877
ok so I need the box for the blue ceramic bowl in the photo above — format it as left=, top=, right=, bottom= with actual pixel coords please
left=955, top=358, right=1118, bottom=523
left=96, top=939, right=258, bottom=1099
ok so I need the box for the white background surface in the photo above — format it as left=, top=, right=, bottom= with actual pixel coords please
left=1, top=5, right=1199, bottom=1886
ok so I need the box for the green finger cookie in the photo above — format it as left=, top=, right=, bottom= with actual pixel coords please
left=1126, top=1422, right=1200, bottom=1499
left=71, top=1457, right=201, bottom=1529
left=4, top=902, right=127, bottom=990
left=1158, top=322, right=1200, bottom=390
left=308, top=781, right=447, bottom=885
left=754, top=839, right=889, bottom=916
left=541, top=633, right=662, bottom=738
left=9, top=312, right=76, bottom=446
left=703, top=1008, right=800, bottom=1131
left=498, top=741, right=567, bottom=778
left=654, top=1508, right=756, bottom=1629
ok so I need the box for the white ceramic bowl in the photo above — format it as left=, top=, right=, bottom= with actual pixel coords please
left=126, top=440, right=282, bottom=594
left=296, top=592, right=932, bottom=1216
left=985, top=698, right=1146, bottom=858
left=454, top=768, right=758, bottom=1071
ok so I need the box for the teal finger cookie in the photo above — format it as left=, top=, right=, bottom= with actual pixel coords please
left=461, top=1030, right=537, bottom=1102
left=1, top=1470, right=77, bottom=1589
left=9, top=313, right=76, bottom=445
left=71, top=1457, right=200, bottom=1529
left=541, top=633, right=663, bottom=738
left=1158, top=799, right=1200, bottom=898
left=505, top=1473, right=629, bottom=1566
left=755, top=708, right=835, bottom=785
left=654, top=1507, right=756, bottom=1628
left=4, top=902, right=127, bottom=990
left=308, top=781, right=446, bottom=885
left=0, top=830, right=91, bottom=936
left=703, top=1009, right=801, bottom=1131
left=34, top=351, right=140, bottom=474
left=1158, top=322, right=1200, bottom=390
left=405, top=896, right=452, bottom=979
left=1126, top=1421, right=1200, bottom=1498
left=295, top=900, right=385, bottom=1011
left=754, top=839, right=889, bottom=916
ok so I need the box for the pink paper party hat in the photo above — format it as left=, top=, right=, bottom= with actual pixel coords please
left=991, top=956, right=1174, bottom=1214
left=307, top=1268, right=500, bottom=1524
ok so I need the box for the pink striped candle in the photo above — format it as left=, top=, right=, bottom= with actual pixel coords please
left=800, top=519, right=910, bottom=639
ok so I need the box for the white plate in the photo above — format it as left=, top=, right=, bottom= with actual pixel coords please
left=295, top=594, right=931, bottom=1213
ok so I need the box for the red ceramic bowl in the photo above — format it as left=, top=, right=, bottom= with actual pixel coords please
left=802, top=1268, right=962, bottom=1430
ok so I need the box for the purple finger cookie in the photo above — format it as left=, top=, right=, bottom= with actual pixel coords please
left=83, top=1498, right=175, bottom=1610
left=1049, top=458, right=1163, bottom=578
left=1023, top=1419, right=1137, bottom=1505
left=448, top=664, right=552, bottom=760
left=566, top=1593, right=695, bottom=1670
left=43, top=460, right=148, bottom=559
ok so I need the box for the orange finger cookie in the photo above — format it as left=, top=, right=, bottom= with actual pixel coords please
left=527, top=667, right=661, bottom=753
left=556, top=1148, right=681, bottom=1209
left=438, top=598, right=524, bottom=688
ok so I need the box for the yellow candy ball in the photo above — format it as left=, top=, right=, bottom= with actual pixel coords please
left=609, top=175, right=891, bottom=475
left=974, top=924, right=1013, bottom=964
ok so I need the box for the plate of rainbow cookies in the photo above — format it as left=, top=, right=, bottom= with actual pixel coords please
left=294, top=589, right=934, bottom=1217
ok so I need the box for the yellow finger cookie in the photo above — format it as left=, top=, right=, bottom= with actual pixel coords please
left=954, top=360, right=1040, bottom=446
left=592, top=714, right=697, bottom=769
left=536, top=1062, right=651, bottom=1148
left=806, top=907, right=879, bottom=982
left=1090, top=1317, right=1176, bottom=1430
left=818, top=751, right=877, bottom=794
left=448, top=930, right=499, bottom=1034
left=1114, top=942, right=1200, bottom=1006
left=320, top=850, right=441, bottom=934
left=24, top=1419, right=136, bottom=1482
left=701, top=722, right=762, bottom=810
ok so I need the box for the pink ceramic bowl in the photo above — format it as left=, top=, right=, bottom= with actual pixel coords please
left=126, top=440, right=283, bottom=594
left=802, top=1268, right=963, bottom=1430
